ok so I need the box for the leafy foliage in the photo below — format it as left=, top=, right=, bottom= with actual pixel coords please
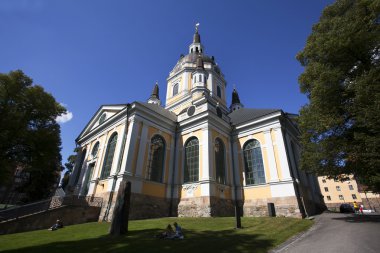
left=296, top=0, right=380, bottom=192
left=0, top=70, right=66, bottom=201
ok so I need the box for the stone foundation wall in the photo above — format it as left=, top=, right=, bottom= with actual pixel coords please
left=243, top=196, right=302, bottom=218
left=97, top=191, right=173, bottom=221
left=178, top=197, right=235, bottom=217
left=129, top=193, right=172, bottom=220
left=178, top=197, right=211, bottom=217
left=210, top=197, right=235, bottom=217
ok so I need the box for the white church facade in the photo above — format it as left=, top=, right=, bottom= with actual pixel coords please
left=68, top=26, right=324, bottom=220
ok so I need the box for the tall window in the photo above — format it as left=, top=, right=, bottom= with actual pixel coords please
left=217, top=86, right=222, bottom=98
left=101, top=133, right=118, bottom=179
left=243, top=139, right=266, bottom=185
left=83, top=163, right=95, bottom=196
left=173, top=83, right=179, bottom=96
left=215, top=138, right=226, bottom=184
left=326, top=196, right=331, bottom=201
left=91, top=142, right=99, bottom=158
left=349, top=185, right=354, bottom=190
left=324, top=187, right=329, bottom=192
left=146, top=135, right=165, bottom=183
left=184, top=137, right=199, bottom=183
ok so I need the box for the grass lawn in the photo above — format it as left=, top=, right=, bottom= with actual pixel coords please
left=0, top=217, right=313, bottom=253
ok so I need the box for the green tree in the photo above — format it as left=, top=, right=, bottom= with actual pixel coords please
left=60, top=153, right=77, bottom=190
left=0, top=70, right=66, bottom=201
left=296, top=0, right=380, bottom=192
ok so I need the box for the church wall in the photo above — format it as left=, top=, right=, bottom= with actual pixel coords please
left=166, top=75, right=184, bottom=105
left=234, top=130, right=302, bottom=218
left=271, top=130, right=283, bottom=180
left=142, top=181, right=167, bottom=198
left=131, top=121, right=143, bottom=176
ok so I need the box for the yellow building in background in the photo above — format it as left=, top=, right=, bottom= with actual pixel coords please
left=318, top=175, right=380, bottom=211
left=68, top=26, right=324, bottom=220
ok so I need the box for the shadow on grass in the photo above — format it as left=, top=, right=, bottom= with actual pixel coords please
left=0, top=228, right=274, bottom=253
left=331, top=214, right=380, bottom=223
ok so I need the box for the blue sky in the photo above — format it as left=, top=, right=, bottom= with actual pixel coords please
left=0, top=0, right=334, bottom=164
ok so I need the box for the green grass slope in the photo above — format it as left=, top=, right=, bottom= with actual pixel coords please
left=0, top=217, right=313, bottom=253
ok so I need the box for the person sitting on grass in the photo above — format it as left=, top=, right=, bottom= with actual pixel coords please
left=173, top=222, right=184, bottom=239
left=49, top=219, right=63, bottom=231
left=155, top=224, right=174, bottom=239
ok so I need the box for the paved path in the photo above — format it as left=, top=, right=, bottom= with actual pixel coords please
left=271, top=212, right=380, bottom=253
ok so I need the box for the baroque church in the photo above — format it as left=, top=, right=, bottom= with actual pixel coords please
left=68, top=26, right=323, bottom=220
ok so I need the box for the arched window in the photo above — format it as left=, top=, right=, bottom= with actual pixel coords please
left=173, top=83, right=179, bottom=96
left=215, top=138, right=226, bottom=184
left=146, top=135, right=165, bottom=183
left=243, top=139, right=265, bottom=185
left=101, top=132, right=118, bottom=179
left=184, top=137, right=199, bottom=183
left=91, top=142, right=99, bottom=158
left=217, top=86, right=222, bottom=98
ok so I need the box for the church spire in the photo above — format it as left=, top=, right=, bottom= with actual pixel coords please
left=230, top=87, right=244, bottom=112
left=147, top=81, right=161, bottom=105
left=193, top=23, right=201, bottom=43
left=189, top=23, right=203, bottom=54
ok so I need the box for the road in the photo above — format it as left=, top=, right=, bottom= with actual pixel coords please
left=271, top=212, right=380, bottom=253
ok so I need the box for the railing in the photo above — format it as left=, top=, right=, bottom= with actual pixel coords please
left=0, top=195, right=103, bottom=222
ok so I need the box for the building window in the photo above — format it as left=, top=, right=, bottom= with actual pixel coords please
left=336, top=186, right=341, bottom=191
left=326, top=196, right=331, bottom=201
left=324, top=187, right=329, bottom=192
left=173, top=83, right=179, bottom=96
left=91, top=142, right=99, bottom=158
left=352, top=194, right=357, bottom=199
left=184, top=137, right=199, bottom=183
left=214, top=138, right=226, bottom=184
left=349, top=185, right=354, bottom=190
left=83, top=163, right=95, bottom=196
left=217, top=86, right=222, bottom=98
left=243, top=139, right=266, bottom=185
left=100, top=132, right=118, bottom=179
left=339, top=195, right=344, bottom=200
left=146, top=135, right=165, bottom=183
left=199, top=75, right=202, bottom=82
left=322, top=179, right=326, bottom=183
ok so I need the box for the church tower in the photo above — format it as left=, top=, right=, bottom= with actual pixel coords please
left=165, top=24, right=228, bottom=114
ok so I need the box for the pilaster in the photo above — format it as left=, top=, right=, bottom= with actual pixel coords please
left=264, top=130, right=279, bottom=182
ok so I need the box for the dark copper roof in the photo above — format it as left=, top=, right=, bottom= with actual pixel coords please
left=228, top=108, right=281, bottom=125
left=150, top=82, right=159, bottom=99
left=193, top=31, right=201, bottom=43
